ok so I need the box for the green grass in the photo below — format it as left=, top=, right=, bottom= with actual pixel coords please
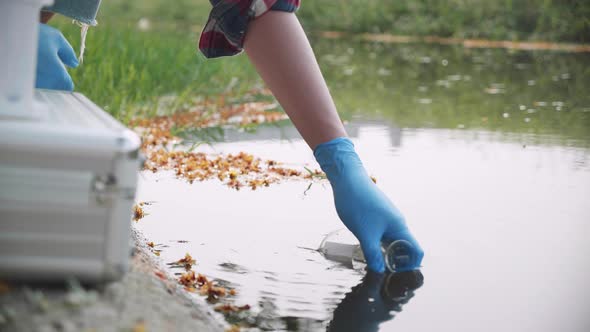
left=51, top=0, right=261, bottom=123
left=46, top=0, right=590, bottom=145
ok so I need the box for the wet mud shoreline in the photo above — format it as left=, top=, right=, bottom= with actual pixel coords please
left=0, top=227, right=226, bottom=332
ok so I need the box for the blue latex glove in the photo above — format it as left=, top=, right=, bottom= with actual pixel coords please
left=314, top=137, right=424, bottom=273
left=36, top=23, right=78, bottom=91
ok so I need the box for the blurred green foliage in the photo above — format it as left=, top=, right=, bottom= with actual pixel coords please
left=299, top=0, right=590, bottom=43
left=48, top=0, right=589, bottom=145
left=52, top=0, right=260, bottom=123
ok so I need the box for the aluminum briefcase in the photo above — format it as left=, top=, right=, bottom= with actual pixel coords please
left=0, top=89, right=142, bottom=282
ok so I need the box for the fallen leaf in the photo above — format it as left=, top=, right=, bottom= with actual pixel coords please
left=226, top=325, right=241, bottom=332
left=154, top=271, right=167, bottom=280
left=215, top=304, right=251, bottom=313
left=133, top=204, right=145, bottom=222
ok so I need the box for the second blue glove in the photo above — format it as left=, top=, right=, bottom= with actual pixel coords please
left=36, top=23, right=79, bottom=91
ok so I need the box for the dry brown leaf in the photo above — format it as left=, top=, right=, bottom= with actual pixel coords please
left=170, top=253, right=196, bottom=270
left=226, top=325, right=241, bottom=332
left=214, top=304, right=251, bottom=313
left=154, top=271, right=167, bottom=281
left=133, top=204, right=145, bottom=222
left=131, top=92, right=322, bottom=191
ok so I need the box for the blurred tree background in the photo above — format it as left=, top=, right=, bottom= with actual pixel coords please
left=49, top=0, right=590, bottom=143
left=299, top=0, right=590, bottom=42
left=95, top=0, right=590, bottom=43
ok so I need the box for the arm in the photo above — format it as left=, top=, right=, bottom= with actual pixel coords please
left=244, top=11, right=345, bottom=149
left=244, top=12, right=423, bottom=272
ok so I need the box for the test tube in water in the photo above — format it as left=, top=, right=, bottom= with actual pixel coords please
left=383, top=239, right=417, bottom=272
left=319, top=229, right=419, bottom=273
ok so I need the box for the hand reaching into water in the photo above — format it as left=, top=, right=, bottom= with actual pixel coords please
left=36, top=23, right=78, bottom=91
left=243, top=13, right=424, bottom=270
left=314, top=137, right=424, bottom=273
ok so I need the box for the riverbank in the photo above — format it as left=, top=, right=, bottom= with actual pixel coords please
left=0, top=228, right=226, bottom=332
left=319, top=31, right=590, bottom=53
left=48, top=0, right=590, bottom=124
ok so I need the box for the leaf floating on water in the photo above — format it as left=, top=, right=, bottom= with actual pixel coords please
left=179, top=270, right=197, bottom=287
left=196, top=273, right=209, bottom=287
left=200, top=281, right=227, bottom=299
left=215, top=304, right=251, bottom=313
left=130, top=88, right=323, bottom=191
left=132, top=204, right=145, bottom=222
left=176, top=271, right=239, bottom=305
left=178, top=253, right=196, bottom=265
left=184, top=286, right=197, bottom=293
left=142, top=148, right=314, bottom=190
left=168, top=253, right=196, bottom=270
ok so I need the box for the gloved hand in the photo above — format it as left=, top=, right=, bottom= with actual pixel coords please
left=36, top=23, right=78, bottom=91
left=314, top=137, right=424, bottom=273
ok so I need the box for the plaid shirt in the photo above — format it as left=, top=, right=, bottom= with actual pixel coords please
left=199, top=0, right=300, bottom=58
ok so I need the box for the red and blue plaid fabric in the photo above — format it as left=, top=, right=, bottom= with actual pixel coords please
left=199, top=0, right=300, bottom=58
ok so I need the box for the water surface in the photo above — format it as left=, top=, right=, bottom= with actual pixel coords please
left=136, top=40, right=590, bottom=331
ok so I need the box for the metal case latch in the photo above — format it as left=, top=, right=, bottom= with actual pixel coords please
left=91, top=174, right=117, bottom=205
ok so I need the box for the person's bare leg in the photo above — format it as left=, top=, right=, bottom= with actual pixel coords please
left=244, top=12, right=346, bottom=149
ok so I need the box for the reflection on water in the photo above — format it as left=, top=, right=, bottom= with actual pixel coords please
left=327, top=271, right=424, bottom=332
left=136, top=41, right=590, bottom=331
left=314, top=38, right=590, bottom=144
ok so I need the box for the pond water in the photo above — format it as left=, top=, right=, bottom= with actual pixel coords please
left=135, top=40, right=590, bottom=331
